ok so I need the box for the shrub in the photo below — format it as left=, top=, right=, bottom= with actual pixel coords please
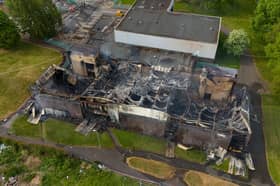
left=0, top=10, right=20, bottom=49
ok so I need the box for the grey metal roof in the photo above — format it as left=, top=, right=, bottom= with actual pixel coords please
left=116, top=0, right=221, bottom=44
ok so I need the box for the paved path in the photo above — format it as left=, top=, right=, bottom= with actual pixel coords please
left=237, top=53, right=269, bottom=93
left=0, top=127, right=158, bottom=185
left=220, top=27, right=274, bottom=185
left=64, top=146, right=155, bottom=183
left=247, top=91, right=275, bottom=186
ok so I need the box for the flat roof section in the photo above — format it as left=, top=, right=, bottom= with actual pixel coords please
left=116, top=0, right=221, bottom=44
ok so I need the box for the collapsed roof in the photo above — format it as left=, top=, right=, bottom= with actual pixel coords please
left=80, top=62, right=250, bottom=137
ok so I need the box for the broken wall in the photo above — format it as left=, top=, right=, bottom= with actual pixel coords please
left=35, top=94, right=83, bottom=119
left=176, top=124, right=232, bottom=149
left=199, top=75, right=234, bottom=101
left=119, top=114, right=166, bottom=138
left=70, top=53, right=97, bottom=76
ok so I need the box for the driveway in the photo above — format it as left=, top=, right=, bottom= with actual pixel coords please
left=220, top=26, right=274, bottom=185
left=237, top=53, right=268, bottom=93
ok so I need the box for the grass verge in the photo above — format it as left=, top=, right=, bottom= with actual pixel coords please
left=120, top=0, right=135, bottom=5
left=11, top=115, right=113, bottom=148
left=113, top=129, right=207, bottom=163
left=127, top=157, right=176, bottom=180
left=10, top=115, right=42, bottom=138
left=175, top=147, right=206, bottom=164
left=0, top=42, right=62, bottom=119
left=112, top=129, right=166, bottom=154
left=184, top=170, right=237, bottom=186
left=44, top=119, right=113, bottom=147
left=262, top=95, right=280, bottom=185
left=213, top=158, right=230, bottom=173
left=215, top=53, right=240, bottom=69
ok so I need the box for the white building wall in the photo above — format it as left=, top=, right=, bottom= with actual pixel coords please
left=114, top=30, right=218, bottom=59
left=118, top=104, right=168, bottom=121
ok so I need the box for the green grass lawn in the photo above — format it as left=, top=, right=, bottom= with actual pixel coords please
left=213, top=158, right=230, bottom=173
left=11, top=115, right=114, bottom=148
left=113, top=129, right=207, bottom=163
left=120, top=0, right=135, bottom=5
left=262, top=95, right=280, bottom=185
left=44, top=119, right=113, bottom=147
left=175, top=147, right=206, bottom=164
left=112, top=129, right=166, bottom=154
left=0, top=42, right=62, bottom=119
left=215, top=53, right=240, bottom=69
left=10, top=115, right=43, bottom=138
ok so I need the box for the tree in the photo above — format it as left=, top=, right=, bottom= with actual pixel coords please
left=224, top=29, right=250, bottom=56
left=265, top=21, right=280, bottom=44
left=6, top=0, right=62, bottom=39
left=216, top=32, right=227, bottom=55
left=265, top=33, right=280, bottom=93
left=265, top=32, right=280, bottom=61
left=252, top=0, right=280, bottom=33
left=0, top=10, right=20, bottom=49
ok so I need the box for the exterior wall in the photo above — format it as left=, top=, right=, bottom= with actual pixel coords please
left=118, top=104, right=168, bottom=121
left=119, top=114, right=166, bottom=137
left=176, top=124, right=232, bottom=149
left=72, top=60, right=87, bottom=76
left=70, top=54, right=96, bottom=76
left=114, top=30, right=218, bottom=59
left=199, top=72, right=234, bottom=101
left=35, top=94, right=83, bottom=119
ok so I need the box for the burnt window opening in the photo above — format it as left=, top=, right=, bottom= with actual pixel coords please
left=86, top=63, right=95, bottom=77
left=204, top=93, right=211, bottom=100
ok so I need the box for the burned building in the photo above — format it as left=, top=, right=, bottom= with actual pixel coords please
left=77, top=61, right=250, bottom=152
left=199, top=67, right=237, bottom=101
left=27, top=0, right=252, bottom=168
left=30, top=52, right=251, bottom=154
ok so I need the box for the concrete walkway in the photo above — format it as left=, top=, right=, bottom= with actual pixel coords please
left=0, top=127, right=157, bottom=185
left=238, top=52, right=269, bottom=93
left=220, top=26, right=274, bottom=185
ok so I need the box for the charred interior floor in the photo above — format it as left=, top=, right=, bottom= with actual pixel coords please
left=28, top=0, right=255, bottom=177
